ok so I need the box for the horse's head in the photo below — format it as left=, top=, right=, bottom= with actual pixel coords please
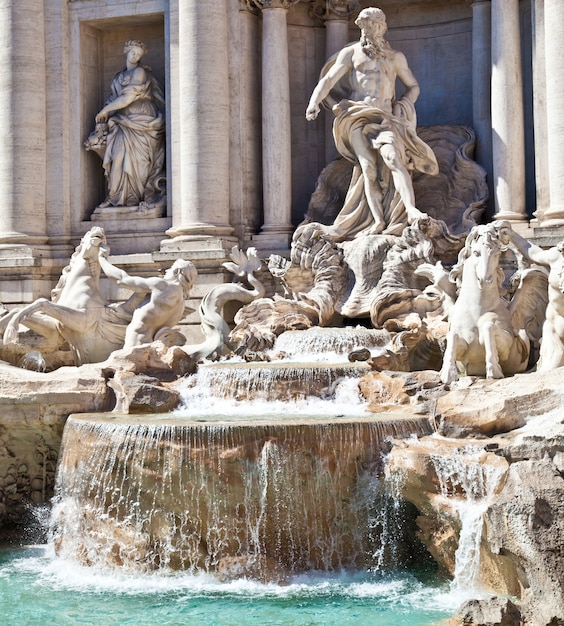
left=79, top=227, right=107, bottom=261
left=51, top=227, right=107, bottom=303
left=466, top=225, right=503, bottom=289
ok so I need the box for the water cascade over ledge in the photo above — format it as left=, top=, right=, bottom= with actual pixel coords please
left=51, top=412, right=432, bottom=580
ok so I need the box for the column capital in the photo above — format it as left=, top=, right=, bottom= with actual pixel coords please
left=250, top=0, right=300, bottom=10
left=310, top=0, right=359, bottom=22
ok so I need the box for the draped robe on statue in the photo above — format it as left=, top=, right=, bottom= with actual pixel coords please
left=102, top=68, right=166, bottom=208
left=318, top=51, right=439, bottom=242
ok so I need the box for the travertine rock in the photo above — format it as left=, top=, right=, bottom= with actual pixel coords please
left=0, top=341, right=195, bottom=529
left=435, top=368, right=564, bottom=437
left=108, top=373, right=180, bottom=414
left=386, top=367, right=564, bottom=625
left=449, top=596, right=522, bottom=626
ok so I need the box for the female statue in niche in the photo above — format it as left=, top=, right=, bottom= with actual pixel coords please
left=85, top=40, right=166, bottom=215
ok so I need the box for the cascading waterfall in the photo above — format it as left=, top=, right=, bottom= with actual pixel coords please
left=430, top=445, right=505, bottom=594
left=271, top=327, right=390, bottom=361
left=51, top=413, right=433, bottom=579
left=49, top=327, right=439, bottom=584
left=193, top=361, right=371, bottom=401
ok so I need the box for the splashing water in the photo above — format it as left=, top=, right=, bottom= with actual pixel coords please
left=430, top=444, right=505, bottom=596
left=270, top=327, right=390, bottom=362
left=0, top=544, right=456, bottom=626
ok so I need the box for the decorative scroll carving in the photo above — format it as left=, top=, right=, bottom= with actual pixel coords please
left=310, top=0, right=360, bottom=21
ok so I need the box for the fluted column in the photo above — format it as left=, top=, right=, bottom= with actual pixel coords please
left=165, top=0, right=234, bottom=245
left=539, top=0, right=564, bottom=225
left=311, top=0, right=359, bottom=163
left=471, top=0, right=493, bottom=215
left=531, top=0, right=549, bottom=221
left=251, top=0, right=299, bottom=250
left=491, top=0, right=527, bottom=222
left=0, top=0, right=47, bottom=247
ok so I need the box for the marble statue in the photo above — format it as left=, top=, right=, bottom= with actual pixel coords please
left=427, top=223, right=548, bottom=383
left=1, top=228, right=129, bottom=365
left=305, top=7, right=438, bottom=241
left=184, top=247, right=265, bottom=361
left=498, top=223, right=564, bottom=371
left=98, top=250, right=197, bottom=349
left=85, top=40, right=166, bottom=216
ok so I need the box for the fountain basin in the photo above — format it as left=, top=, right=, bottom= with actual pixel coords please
left=52, top=412, right=433, bottom=581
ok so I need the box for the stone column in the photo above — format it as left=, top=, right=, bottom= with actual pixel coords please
left=539, top=0, right=564, bottom=225
left=490, top=0, right=527, bottom=222
left=164, top=0, right=235, bottom=249
left=251, top=0, right=300, bottom=251
left=470, top=0, right=493, bottom=216
left=531, top=0, right=549, bottom=221
left=0, top=0, right=47, bottom=249
left=311, top=0, right=359, bottom=164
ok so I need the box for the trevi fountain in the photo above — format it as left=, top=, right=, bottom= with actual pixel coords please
left=0, top=2, right=563, bottom=625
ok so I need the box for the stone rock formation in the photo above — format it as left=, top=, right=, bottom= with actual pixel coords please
left=449, top=596, right=522, bottom=626
left=370, top=366, right=564, bottom=625
left=0, top=340, right=195, bottom=534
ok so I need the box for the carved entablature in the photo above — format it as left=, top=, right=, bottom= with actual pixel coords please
left=310, top=0, right=360, bottom=22
left=250, top=0, right=301, bottom=10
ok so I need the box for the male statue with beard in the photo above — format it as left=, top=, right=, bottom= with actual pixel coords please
left=306, top=7, right=438, bottom=241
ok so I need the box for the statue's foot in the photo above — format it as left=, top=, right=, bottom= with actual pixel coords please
left=366, top=220, right=385, bottom=235
left=407, top=208, right=427, bottom=223
left=486, top=363, right=504, bottom=379
left=96, top=199, right=112, bottom=210
left=440, top=362, right=458, bottom=384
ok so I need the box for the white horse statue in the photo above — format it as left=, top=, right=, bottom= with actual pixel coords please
left=1, top=228, right=133, bottom=365
left=417, top=223, right=548, bottom=383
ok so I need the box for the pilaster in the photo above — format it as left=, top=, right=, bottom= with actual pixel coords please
left=310, top=0, right=359, bottom=164
left=491, top=0, right=528, bottom=223
left=250, top=0, right=300, bottom=251
left=539, top=0, right=564, bottom=225
left=0, top=0, right=48, bottom=251
left=162, top=0, right=236, bottom=254
left=470, top=0, right=493, bottom=218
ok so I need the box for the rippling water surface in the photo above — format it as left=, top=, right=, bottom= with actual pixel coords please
left=0, top=545, right=463, bottom=626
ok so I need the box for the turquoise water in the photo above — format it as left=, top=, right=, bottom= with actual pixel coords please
left=0, top=545, right=461, bottom=626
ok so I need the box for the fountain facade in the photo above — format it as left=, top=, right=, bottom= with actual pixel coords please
left=0, top=2, right=563, bottom=624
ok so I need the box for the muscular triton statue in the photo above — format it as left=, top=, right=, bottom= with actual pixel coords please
left=306, top=7, right=438, bottom=240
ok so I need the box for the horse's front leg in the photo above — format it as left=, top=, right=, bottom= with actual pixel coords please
left=0, top=308, right=21, bottom=338
left=3, top=299, right=50, bottom=344
left=440, top=330, right=465, bottom=384
left=3, top=299, right=87, bottom=345
left=480, top=317, right=506, bottom=379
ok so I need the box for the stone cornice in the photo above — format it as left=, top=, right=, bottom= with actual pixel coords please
left=309, top=0, right=360, bottom=22
left=250, top=0, right=301, bottom=10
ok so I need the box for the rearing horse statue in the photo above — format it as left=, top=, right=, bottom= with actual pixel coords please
left=418, top=223, right=548, bottom=383
left=1, top=228, right=131, bottom=365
